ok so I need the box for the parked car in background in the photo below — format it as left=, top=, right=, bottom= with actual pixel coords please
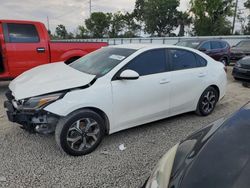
left=144, top=102, right=250, bottom=188
left=176, top=39, right=231, bottom=66
left=0, top=20, right=108, bottom=80
left=4, top=44, right=227, bottom=156
left=230, top=40, right=250, bottom=62
left=232, top=56, right=250, bottom=81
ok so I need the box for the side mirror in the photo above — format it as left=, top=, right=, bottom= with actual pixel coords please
left=118, top=69, right=139, bottom=80
left=199, top=48, right=207, bottom=52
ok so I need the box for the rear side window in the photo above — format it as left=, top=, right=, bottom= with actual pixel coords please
left=169, top=49, right=197, bottom=71
left=211, top=41, right=222, bottom=49
left=125, top=49, right=167, bottom=76
left=196, top=55, right=207, bottom=67
left=5, top=23, right=39, bottom=43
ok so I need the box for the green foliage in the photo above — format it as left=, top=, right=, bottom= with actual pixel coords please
left=85, top=12, right=111, bottom=38
left=244, top=0, right=250, bottom=34
left=109, top=12, right=126, bottom=38
left=177, top=11, right=192, bottom=36
left=191, top=0, right=234, bottom=36
left=135, top=0, right=180, bottom=37
left=76, top=25, right=89, bottom=39
left=55, top=24, right=68, bottom=39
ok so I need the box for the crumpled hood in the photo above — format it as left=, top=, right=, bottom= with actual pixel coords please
left=9, top=62, right=96, bottom=100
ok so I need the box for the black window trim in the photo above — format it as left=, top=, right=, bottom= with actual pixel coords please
left=112, top=48, right=170, bottom=81
left=3, top=23, right=40, bottom=43
left=168, top=48, right=207, bottom=72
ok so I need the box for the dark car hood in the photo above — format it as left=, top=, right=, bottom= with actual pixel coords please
left=238, top=56, right=250, bottom=65
left=169, top=103, right=250, bottom=188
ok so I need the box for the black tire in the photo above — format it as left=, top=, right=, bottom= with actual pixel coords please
left=196, top=87, right=219, bottom=116
left=55, top=109, right=105, bottom=156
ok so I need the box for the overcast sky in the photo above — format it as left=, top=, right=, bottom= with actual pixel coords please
left=0, top=0, right=246, bottom=34
left=0, top=0, right=191, bottom=33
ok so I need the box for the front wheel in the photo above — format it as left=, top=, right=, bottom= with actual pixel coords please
left=196, top=87, right=219, bottom=116
left=55, top=109, right=105, bottom=156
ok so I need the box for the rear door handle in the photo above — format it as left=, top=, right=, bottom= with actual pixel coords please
left=160, top=79, right=170, bottom=84
left=36, top=47, right=45, bottom=53
left=198, top=73, right=206, bottom=78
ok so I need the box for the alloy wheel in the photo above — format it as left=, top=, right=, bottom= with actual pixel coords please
left=201, top=90, right=216, bottom=114
left=66, top=118, right=100, bottom=152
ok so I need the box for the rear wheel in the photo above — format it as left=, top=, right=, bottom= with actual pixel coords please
left=55, top=109, right=105, bottom=156
left=196, top=87, right=219, bottom=116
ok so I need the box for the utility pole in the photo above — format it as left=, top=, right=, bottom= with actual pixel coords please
left=47, top=16, right=50, bottom=33
left=232, top=0, right=239, bottom=34
left=89, top=0, right=92, bottom=17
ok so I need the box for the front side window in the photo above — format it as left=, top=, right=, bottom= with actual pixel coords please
left=211, top=41, right=222, bottom=49
left=70, top=47, right=136, bottom=77
left=124, top=49, right=167, bottom=76
left=5, top=23, right=40, bottom=43
left=200, top=42, right=211, bottom=50
left=169, top=49, right=197, bottom=71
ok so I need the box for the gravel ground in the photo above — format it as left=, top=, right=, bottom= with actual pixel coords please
left=0, top=67, right=249, bottom=188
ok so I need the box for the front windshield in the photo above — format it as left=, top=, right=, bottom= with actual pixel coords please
left=176, top=41, right=201, bottom=49
left=70, top=47, right=136, bottom=77
left=236, top=41, right=250, bottom=48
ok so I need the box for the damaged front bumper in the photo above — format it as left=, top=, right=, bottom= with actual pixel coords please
left=4, top=90, right=59, bottom=134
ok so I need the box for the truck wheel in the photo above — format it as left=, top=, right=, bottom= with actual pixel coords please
left=196, top=87, right=219, bottom=116
left=55, top=109, right=105, bottom=156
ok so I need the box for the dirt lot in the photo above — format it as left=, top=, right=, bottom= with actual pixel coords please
left=0, top=67, right=249, bottom=188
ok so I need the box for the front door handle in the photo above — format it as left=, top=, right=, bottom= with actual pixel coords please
left=198, top=73, right=206, bottom=78
left=36, top=47, right=45, bottom=53
left=160, top=79, right=170, bottom=84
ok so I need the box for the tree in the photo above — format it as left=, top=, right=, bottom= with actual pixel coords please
left=177, top=11, right=192, bottom=36
left=122, top=12, right=141, bottom=37
left=243, top=0, right=250, bottom=34
left=85, top=12, right=111, bottom=38
left=76, top=25, right=89, bottom=39
left=109, top=12, right=126, bottom=38
left=55, top=24, right=68, bottom=39
left=191, top=0, right=234, bottom=36
left=136, top=0, right=180, bottom=37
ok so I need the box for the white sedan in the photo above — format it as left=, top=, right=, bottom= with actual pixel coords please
left=4, top=44, right=227, bottom=156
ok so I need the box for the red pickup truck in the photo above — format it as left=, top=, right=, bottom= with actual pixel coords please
left=0, top=20, right=108, bottom=80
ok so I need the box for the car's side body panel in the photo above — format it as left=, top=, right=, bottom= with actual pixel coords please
left=44, top=45, right=227, bottom=134
left=0, top=19, right=108, bottom=79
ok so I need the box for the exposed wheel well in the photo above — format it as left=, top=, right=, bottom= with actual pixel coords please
left=209, top=85, right=220, bottom=99
left=65, top=56, right=81, bottom=65
left=78, top=107, right=110, bottom=134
